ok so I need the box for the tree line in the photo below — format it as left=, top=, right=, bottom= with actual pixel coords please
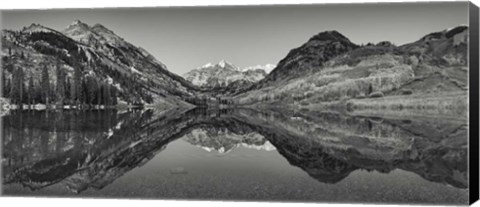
left=3, top=62, right=118, bottom=108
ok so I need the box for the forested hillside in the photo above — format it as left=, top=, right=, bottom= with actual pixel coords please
left=1, top=21, right=198, bottom=109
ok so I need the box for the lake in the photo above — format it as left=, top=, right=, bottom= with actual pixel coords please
left=1, top=108, right=469, bottom=204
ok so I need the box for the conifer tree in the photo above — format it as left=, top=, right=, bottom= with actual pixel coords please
left=55, top=63, right=66, bottom=105
left=65, top=77, right=71, bottom=104
left=72, top=65, right=83, bottom=104
left=105, top=84, right=111, bottom=106
left=111, top=86, right=118, bottom=105
left=19, top=68, right=25, bottom=104
left=1, top=69, right=10, bottom=98
left=28, top=77, right=35, bottom=105
left=41, top=65, right=50, bottom=104
left=11, top=68, right=25, bottom=104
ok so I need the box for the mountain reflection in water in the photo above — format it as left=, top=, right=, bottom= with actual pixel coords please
left=1, top=108, right=468, bottom=203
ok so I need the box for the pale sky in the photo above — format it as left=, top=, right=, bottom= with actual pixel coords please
left=1, top=2, right=469, bottom=75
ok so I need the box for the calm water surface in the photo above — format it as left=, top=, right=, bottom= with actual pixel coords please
left=1, top=108, right=469, bottom=204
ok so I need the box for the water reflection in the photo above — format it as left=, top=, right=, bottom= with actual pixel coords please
left=184, top=126, right=275, bottom=154
left=1, top=107, right=468, bottom=198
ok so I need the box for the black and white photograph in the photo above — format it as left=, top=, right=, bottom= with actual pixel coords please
left=0, top=1, right=478, bottom=206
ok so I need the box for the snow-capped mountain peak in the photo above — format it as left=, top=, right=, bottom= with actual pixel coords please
left=215, top=59, right=239, bottom=71
left=183, top=60, right=268, bottom=88
left=195, top=60, right=239, bottom=71
left=218, top=59, right=230, bottom=68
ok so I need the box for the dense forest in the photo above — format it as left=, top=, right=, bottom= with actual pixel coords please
left=2, top=57, right=118, bottom=108
left=1, top=30, right=160, bottom=109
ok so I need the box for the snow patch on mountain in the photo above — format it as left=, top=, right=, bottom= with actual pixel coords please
left=202, top=63, right=213, bottom=68
left=218, top=59, right=227, bottom=68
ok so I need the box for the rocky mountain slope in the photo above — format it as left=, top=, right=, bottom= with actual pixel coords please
left=2, top=20, right=197, bottom=106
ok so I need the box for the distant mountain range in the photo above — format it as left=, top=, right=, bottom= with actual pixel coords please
left=182, top=60, right=274, bottom=89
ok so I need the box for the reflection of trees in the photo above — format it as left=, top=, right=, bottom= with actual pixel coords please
left=2, top=109, right=142, bottom=190
left=1, top=107, right=468, bottom=193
